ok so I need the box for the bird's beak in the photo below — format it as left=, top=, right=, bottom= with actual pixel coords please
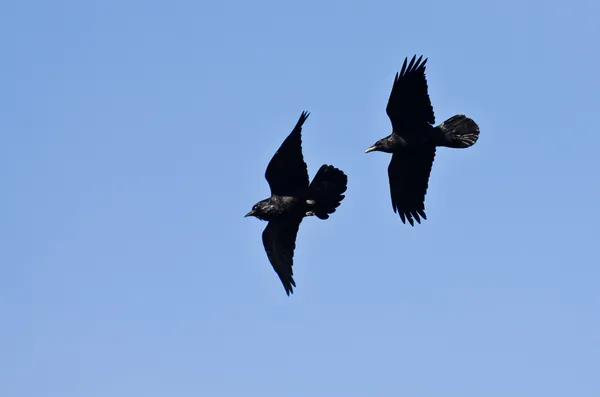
left=244, top=210, right=255, bottom=218
left=365, top=145, right=377, bottom=153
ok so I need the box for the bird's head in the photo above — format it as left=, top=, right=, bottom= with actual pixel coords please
left=365, top=137, right=394, bottom=154
left=245, top=199, right=271, bottom=221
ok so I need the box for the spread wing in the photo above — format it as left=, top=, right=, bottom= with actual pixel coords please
left=262, top=218, right=303, bottom=295
left=387, top=145, right=436, bottom=226
left=386, top=55, right=435, bottom=134
left=265, top=112, right=310, bottom=196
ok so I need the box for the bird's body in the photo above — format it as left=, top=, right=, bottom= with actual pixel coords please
left=371, top=126, right=435, bottom=152
left=365, top=55, right=480, bottom=225
left=246, top=112, right=348, bottom=295
left=249, top=195, right=307, bottom=221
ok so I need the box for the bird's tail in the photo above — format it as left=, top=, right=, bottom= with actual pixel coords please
left=308, top=165, right=348, bottom=220
left=435, top=114, right=480, bottom=148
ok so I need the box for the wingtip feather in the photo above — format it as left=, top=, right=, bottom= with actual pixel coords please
left=415, top=54, right=423, bottom=67
left=400, top=58, right=408, bottom=75
left=407, top=55, right=417, bottom=71
left=293, top=111, right=310, bottom=132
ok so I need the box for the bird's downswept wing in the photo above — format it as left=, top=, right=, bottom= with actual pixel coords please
left=387, top=145, right=436, bottom=226
left=265, top=112, right=310, bottom=196
left=386, top=55, right=435, bottom=134
left=262, top=218, right=303, bottom=295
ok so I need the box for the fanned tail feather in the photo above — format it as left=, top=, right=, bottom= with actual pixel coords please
left=308, top=165, right=348, bottom=220
left=436, top=114, right=480, bottom=148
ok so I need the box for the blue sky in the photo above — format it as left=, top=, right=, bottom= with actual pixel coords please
left=2, top=0, right=600, bottom=395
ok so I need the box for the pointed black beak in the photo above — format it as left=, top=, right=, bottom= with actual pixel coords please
left=244, top=210, right=255, bottom=218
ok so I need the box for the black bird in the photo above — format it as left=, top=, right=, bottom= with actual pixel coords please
left=365, top=55, right=480, bottom=225
left=245, top=112, right=348, bottom=295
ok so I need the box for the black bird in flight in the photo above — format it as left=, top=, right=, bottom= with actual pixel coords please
left=245, top=112, right=348, bottom=295
left=365, top=55, right=480, bottom=225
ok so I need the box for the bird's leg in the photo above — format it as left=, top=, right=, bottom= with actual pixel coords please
left=306, top=199, right=316, bottom=216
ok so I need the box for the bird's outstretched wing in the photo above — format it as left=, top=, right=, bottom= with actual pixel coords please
left=386, top=55, right=435, bottom=134
left=387, top=145, right=436, bottom=226
left=265, top=112, right=310, bottom=196
left=262, top=218, right=303, bottom=295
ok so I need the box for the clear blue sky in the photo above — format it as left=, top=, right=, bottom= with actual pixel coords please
left=2, top=0, right=599, bottom=396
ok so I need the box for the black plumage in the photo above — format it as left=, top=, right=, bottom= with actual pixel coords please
left=365, top=55, right=480, bottom=225
left=246, top=112, right=348, bottom=295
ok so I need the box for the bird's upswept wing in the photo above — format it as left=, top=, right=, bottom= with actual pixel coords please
left=262, top=218, right=303, bottom=295
left=387, top=145, right=436, bottom=226
left=265, top=112, right=310, bottom=196
left=386, top=55, right=435, bottom=134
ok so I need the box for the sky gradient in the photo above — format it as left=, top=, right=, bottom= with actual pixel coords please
left=2, top=0, right=600, bottom=396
